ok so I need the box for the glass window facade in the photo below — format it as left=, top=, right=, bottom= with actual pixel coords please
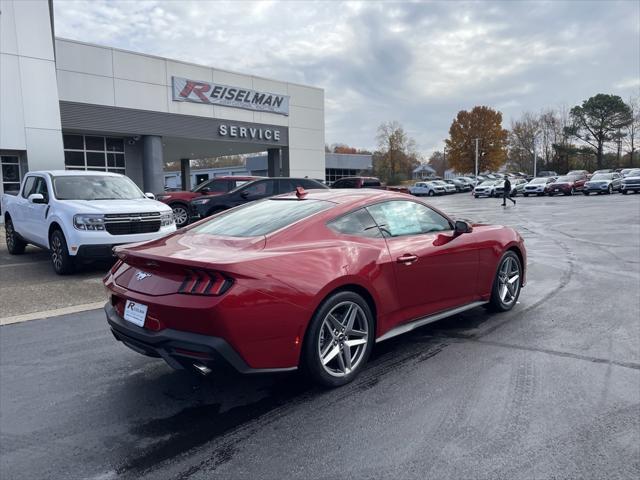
left=63, top=134, right=125, bottom=174
left=325, top=168, right=359, bottom=184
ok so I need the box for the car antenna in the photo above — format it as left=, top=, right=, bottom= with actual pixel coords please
left=295, top=186, right=307, bottom=199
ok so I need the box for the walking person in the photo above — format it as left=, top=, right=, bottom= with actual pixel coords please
left=502, top=177, right=516, bottom=206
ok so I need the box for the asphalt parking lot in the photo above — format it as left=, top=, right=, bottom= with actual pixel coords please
left=1, top=192, right=639, bottom=480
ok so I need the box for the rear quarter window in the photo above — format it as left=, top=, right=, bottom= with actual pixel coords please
left=327, top=208, right=382, bottom=238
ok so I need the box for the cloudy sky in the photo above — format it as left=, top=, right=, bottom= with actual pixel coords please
left=53, top=0, right=640, bottom=158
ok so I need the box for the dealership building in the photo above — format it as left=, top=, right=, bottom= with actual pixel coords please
left=0, top=0, right=326, bottom=197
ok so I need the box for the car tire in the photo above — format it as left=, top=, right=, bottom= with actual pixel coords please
left=302, top=291, right=375, bottom=388
left=523, top=193, right=529, bottom=197
left=488, top=251, right=522, bottom=312
left=170, top=203, right=190, bottom=228
left=607, top=185, right=613, bottom=194
left=50, top=229, right=75, bottom=275
left=583, top=191, right=589, bottom=196
left=428, top=190, right=435, bottom=197
left=622, top=190, right=628, bottom=195
left=5, top=216, right=27, bottom=255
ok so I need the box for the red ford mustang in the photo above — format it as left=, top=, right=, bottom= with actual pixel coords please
left=104, top=189, right=526, bottom=387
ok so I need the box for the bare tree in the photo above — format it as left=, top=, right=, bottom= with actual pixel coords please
left=624, top=96, right=639, bottom=166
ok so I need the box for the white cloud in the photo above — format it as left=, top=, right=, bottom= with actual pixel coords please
left=53, top=0, right=640, bottom=156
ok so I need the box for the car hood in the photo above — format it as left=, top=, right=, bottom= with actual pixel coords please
left=59, top=198, right=172, bottom=214
left=623, top=176, right=640, bottom=181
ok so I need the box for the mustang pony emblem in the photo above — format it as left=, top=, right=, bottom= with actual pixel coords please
left=135, top=271, right=152, bottom=281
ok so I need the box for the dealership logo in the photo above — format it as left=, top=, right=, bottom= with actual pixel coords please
left=135, top=271, right=152, bottom=281
left=172, top=77, right=289, bottom=116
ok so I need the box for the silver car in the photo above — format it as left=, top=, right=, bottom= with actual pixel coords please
left=409, top=181, right=446, bottom=197
left=583, top=173, right=622, bottom=195
left=523, top=177, right=555, bottom=196
left=620, top=169, right=640, bottom=194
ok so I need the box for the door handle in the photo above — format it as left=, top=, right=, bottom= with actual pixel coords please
left=397, top=254, right=418, bottom=264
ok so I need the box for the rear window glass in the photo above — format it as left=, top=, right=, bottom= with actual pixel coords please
left=192, top=199, right=333, bottom=237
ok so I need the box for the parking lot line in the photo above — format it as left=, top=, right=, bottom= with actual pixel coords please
left=0, top=301, right=106, bottom=326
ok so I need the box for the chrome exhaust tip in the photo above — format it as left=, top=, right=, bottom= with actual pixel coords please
left=193, top=363, right=212, bottom=376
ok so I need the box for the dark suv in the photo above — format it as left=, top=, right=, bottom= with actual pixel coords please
left=331, top=177, right=384, bottom=189
left=190, top=177, right=328, bottom=219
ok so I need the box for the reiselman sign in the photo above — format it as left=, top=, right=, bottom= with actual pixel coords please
left=172, top=77, right=290, bottom=116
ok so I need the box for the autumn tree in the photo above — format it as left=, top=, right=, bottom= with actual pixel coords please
left=508, top=112, right=539, bottom=174
left=565, top=94, right=633, bottom=169
left=445, top=106, right=508, bottom=174
left=427, top=151, right=447, bottom=177
left=373, top=121, right=420, bottom=183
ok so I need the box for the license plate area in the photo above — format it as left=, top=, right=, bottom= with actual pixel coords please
left=124, top=300, right=148, bottom=327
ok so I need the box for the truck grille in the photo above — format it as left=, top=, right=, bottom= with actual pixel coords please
left=104, top=212, right=161, bottom=236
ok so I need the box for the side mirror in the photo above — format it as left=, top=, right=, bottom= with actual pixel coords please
left=144, top=192, right=155, bottom=200
left=454, top=220, right=472, bottom=236
left=200, top=187, right=210, bottom=194
left=28, top=193, right=45, bottom=204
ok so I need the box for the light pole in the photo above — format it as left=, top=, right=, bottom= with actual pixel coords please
left=474, top=138, right=479, bottom=178
left=533, top=134, right=537, bottom=178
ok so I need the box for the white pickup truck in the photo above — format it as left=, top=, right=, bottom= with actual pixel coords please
left=2, top=170, right=176, bottom=274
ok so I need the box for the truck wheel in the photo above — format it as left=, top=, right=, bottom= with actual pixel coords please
left=50, top=229, right=75, bottom=275
left=170, top=203, right=190, bottom=228
left=5, top=217, right=27, bottom=255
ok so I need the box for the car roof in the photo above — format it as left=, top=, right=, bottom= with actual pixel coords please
left=274, top=188, right=404, bottom=205
left=30, top=170, right=123, bottom=177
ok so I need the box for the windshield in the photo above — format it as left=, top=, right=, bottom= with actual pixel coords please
left=590, top=174, right=612, bottom=181
left=530, top=178, right=547, bottom=184
left=479, top=181, right=495, bottom=186
left=555, top=176, right=573, bottom=182
left=626, top=169, right=640, bottom=177
left=53, top=175, right=145, bottom=200
left=191, top=198, right=333, bottom=237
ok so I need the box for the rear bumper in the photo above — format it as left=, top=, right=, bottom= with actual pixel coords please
left=105, top=303, right=297, bottom=374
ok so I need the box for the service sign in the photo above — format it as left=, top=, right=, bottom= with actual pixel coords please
left=172, top=77, right=290, bottom=116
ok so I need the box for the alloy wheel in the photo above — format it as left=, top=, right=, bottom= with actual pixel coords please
left=51, top=235, right=63, bottom=271
left=6, top=221, right=15, bottom=250
left=318, top=301, right=369, bottom=377
left=497, top=256, right=520, bottom=307
left=172, top=206, right=189, bottom=227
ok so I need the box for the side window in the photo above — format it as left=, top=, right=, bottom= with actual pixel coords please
left=301, top=179, right=324, bottom=190
left=242, top=180, right=274, bottom=197
left=366, top=201, right=451, bottom=238
left=327, top=208, right=381, bottom=238
left=34, top=177, right=50, bottom=202
left=21, top=176, right=36, bottom=198
left=333, top=178, right=357, bottom=188
left=277, top=179, right=297, bottom=193
left=362, top=179, right=381, bottom=187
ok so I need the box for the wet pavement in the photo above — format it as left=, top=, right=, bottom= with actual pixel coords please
left=1, top=192, right=639, bottom=479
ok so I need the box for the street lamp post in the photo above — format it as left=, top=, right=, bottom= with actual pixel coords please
left=474, top=138, right=479, bottom=178
left=533, top=135, right=537, bottom=178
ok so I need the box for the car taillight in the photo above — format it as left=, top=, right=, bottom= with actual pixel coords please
left=178, top=269, right=233, bottom=296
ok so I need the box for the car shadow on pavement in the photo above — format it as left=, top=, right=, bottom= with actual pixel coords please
left=109, top=307, right=495, bottom=477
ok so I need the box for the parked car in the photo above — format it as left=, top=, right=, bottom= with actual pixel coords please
left=567, top=170, right=591, bottom=180
left=331, top=177, right=384, bottom=189
left=547, top=175, right=587, bottom=196
left=445, top=178, right=472, bottom=192
left=620, top=168, right=635, bottom=178
left=190, top=177, right=328, bottom=220
left=409, top=181, right=445, bottom=196
left=104, top=189, right=526, bottom=387
left=473, top=180, right=500, bottom=198
left=537, top=170, right=558, bottom=178
left=620, top=169, right=640, bottom=194
left=456, top=176, right=476, bottom=187
left=156, top=176, right=261, bottom=228
left=523, top=177, right=555, bottom=196
left=2, top=171, right=175, bottom=274
left=432, top=180, right=456, bottom=194
left=494, top=178, right=527, bottom=197
left=583, top=173, right=622, bottom=195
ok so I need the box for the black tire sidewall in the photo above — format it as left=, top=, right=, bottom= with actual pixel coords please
left=488, top=251, right=522, bottom=312
left=50, top=229, right=74, bottom=275
left=170, top=203, right=190, bottom=228
left=5, top=218, right=27, bottom=254
left=302, top=291, right=375, bottom=388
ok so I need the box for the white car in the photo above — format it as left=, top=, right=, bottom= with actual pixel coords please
left=432, top=180, right=457, bottom=194
left=409, top=181, right=445, bottom=197
left=523, top=177, right=555, bottom=196
left=473, top=180, right=500, bottom=198
left=2, top=170, right=175, bottom=274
